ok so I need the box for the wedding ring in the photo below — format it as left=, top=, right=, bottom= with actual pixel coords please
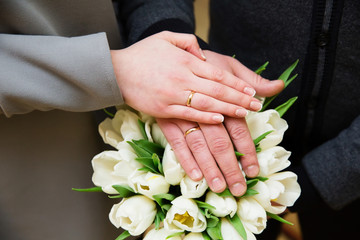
left=186, top=90, right=196, bottom=107
left=184, top=127, right=200, bottom=137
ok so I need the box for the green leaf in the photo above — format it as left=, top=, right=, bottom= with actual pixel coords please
left=137, top=119, right=148, bottom=140
left=266, top=212, right=294, bottom=225
left=227, top=214, right=247, bottom=240
left=274, top=97, right=298, bottom=117
left=255, top=61, right=269, bottom=75
left=127, top=141, right=152, bottom=157
left=278, top=59, right=299, bottom=83
left=202, top=232, right=212, bottom=240
left=206, top=220, right=223, bottom=240
left=103, top=108, right=115, bottom=118
left=155, top=210, right=166, bottom=230
left=135, top=157, right=157, bottom=173
left=166, top=231, right=184, bottom=239
left=112, top=185, right=136, bottom=198
left=242, top=188, right=259, bottom=197
left=206, top=214, right=220, bottom=228
left=246, top=179, right=259, bottom=188
left=152, top=153, right=164, bottom=175
left=215, top=188, right=233, bottom=197
left=153, top=193, right=176, bottom=208
left=108, top=195, right=123, bottom=199
left=235, top=151, right=245, bottom=158
left=249, top=176, right=268, bottom=182
left=71, top=186, right=102, bottom=192
left=115, top=230, right=131, bottom=240
left=195, top=200, right=216, bottom=211
left=133, top=139, right=164, bottom=157
left=253, top=130, right=273, bottom=146
left=138, top=166, right=155, bottom=173
left=285, top=74, right=298, bottom=88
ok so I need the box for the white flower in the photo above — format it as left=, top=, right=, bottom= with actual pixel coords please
left=91, top=146, right=141, bottom=194
left=151, top=123, right=168, bottom=148
left=98, top=109, right=146, bottom=149
left=257, top=146, right=291, bottom=177
left=143, top=227, right=182, bottom=240
left=237, top=197, right=267, bottom=234
left=109, top=195, right=156, bottom=236
left=220, top=218, right=256, bottom=240
left=183, top=232, right=205, bottom=240
left=264, top=171, right=301, bottom=214
left=246, top=109, right=288, bottom=150
left=163, top=144, right=185, bottom=185
left=128, top=171, right=170, bottom=199
left=164, top=196, right=207, bottom=232
left=205, top=191, right=237, bottom=217
left=180, top=176, right=208, bottom=199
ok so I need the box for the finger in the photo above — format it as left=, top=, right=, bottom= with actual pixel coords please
left=155, top=31, right=206, bottom=61
left=182, top=92, right=249, bottom=118
left=176, top=121, right=227, bottom=193
left=164, top=105, right=225, bottom=124
left=229, top=58, right=285, bottom=96
left=224, top=117, right=259, bottom=178
left=199, top=123, right=247, bottom=196
left=156, top=118, right=203, bottom=180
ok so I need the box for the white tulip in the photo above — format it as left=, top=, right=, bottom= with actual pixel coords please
left=109, top=195, right=156, bottom=236
left=183, top=232, right=205, bottom=240
left=163, top=144, right=185, bottom=185
left=91, top=147, right=141, bottom=194
left=151, top=123, right=168, bottom=148
left=180, top=176, right=208, bottom=199
left=249, top=181, right=273, bottom=212
left=205, top=191, right=237, bottom=217
left=246, top=110, right=288, bottom=150
left=98, top=109, right=143, bottom=149
left=128, top=171, right=170, bottom=199
left=237, top=197, right=267, bottom=234
left=257, top=146, right=291, bottom=177
left=143, top=227, right=182, bottom=240
left=264, top=171, right=301, bottom=213
left=164, top=196, right=207, bottom=232
left=220, top=218, right=256, bottom=240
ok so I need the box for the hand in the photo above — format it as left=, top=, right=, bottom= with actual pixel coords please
left=156, top=118, right=248, bottom=196
left=110, top=31, right=262, bottom=124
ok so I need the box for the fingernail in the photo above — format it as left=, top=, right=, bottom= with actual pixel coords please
left=231, top=183, right=246, bottom=196
left=212, top=177, right=225, bottom=192
left=245, top=165, right=259, bottom=177
left=250, top=101, right=262, bottom=111
left=191, top=169, right=202, bottom=179
left=212, top=114, right=224, bottom=122
left=244, top=87, right=256, bottom=96
left=199, top=48, right=206, bottom=60
left=235, top=108, right=248, bottom=117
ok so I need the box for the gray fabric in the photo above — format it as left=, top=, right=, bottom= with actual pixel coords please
left=208, top=0, right=360, bottom=210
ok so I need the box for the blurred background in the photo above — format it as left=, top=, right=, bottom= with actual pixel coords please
left=193, top=1, right=302, bottom=240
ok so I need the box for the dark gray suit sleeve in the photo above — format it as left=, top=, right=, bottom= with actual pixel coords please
left=0, top=33, right=123, bottom=117
left=303, top=115, right=360, bottom=210
left=118, top=0, right=195, bottom=44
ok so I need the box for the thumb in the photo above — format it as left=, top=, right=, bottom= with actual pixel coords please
left=230, top=59, right=285, bottom=97
left=155, top=31, right=206, bottom=61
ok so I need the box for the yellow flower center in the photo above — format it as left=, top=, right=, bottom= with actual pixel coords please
left=174, top=211, right=194, bottom=227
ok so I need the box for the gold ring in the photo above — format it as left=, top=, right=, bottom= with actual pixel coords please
left=186, top=91, right=196, bottom=107
left=184, top=127, right=200, bottom=137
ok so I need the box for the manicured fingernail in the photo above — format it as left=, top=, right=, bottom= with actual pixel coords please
left=212, top=177, right=225, bottom=192
left=250, top=101, right=262, bottom=111
left=199, top=48, right=206, bottom=60
left=235, top=108, right=248, bottom=117
left=245, top=165, right=259, bottom=177
left=213, top=115, right=224, bottom=122
left=244, top=87, right=256, bottom=96
left=191, top=169, right=202, bottom=179
left=231, top=183, right=246, bottom=196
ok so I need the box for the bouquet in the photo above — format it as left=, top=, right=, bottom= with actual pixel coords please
left=73, top=60, right=301, bottom=240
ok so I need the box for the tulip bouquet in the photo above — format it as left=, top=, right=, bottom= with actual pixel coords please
left=73, top=61, right=301, bottom=240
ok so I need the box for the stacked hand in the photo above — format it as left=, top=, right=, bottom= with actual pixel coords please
left=111, top=31, right=284, bottom=196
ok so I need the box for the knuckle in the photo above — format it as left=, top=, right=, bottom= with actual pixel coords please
left=211, top=84, right=226, bottom=99
left=228, top=126, right=249, bottom=141
left=222, top=167, right=242, bottom=180
left=181, top=108, right=193, bottom=120
left=169, top=137, right=187, bottom=151
left=189, top=138, right=207, bottom=153
left=196, top=95, right=211, bottom=110
left=212, top=68, right=225, bottom=82
left=210, top=137, right=232, bottom=155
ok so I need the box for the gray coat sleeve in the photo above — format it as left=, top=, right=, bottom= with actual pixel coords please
left=303, top=115, right=360, bottom=210
left=0, top=32, right=123, bottom=117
